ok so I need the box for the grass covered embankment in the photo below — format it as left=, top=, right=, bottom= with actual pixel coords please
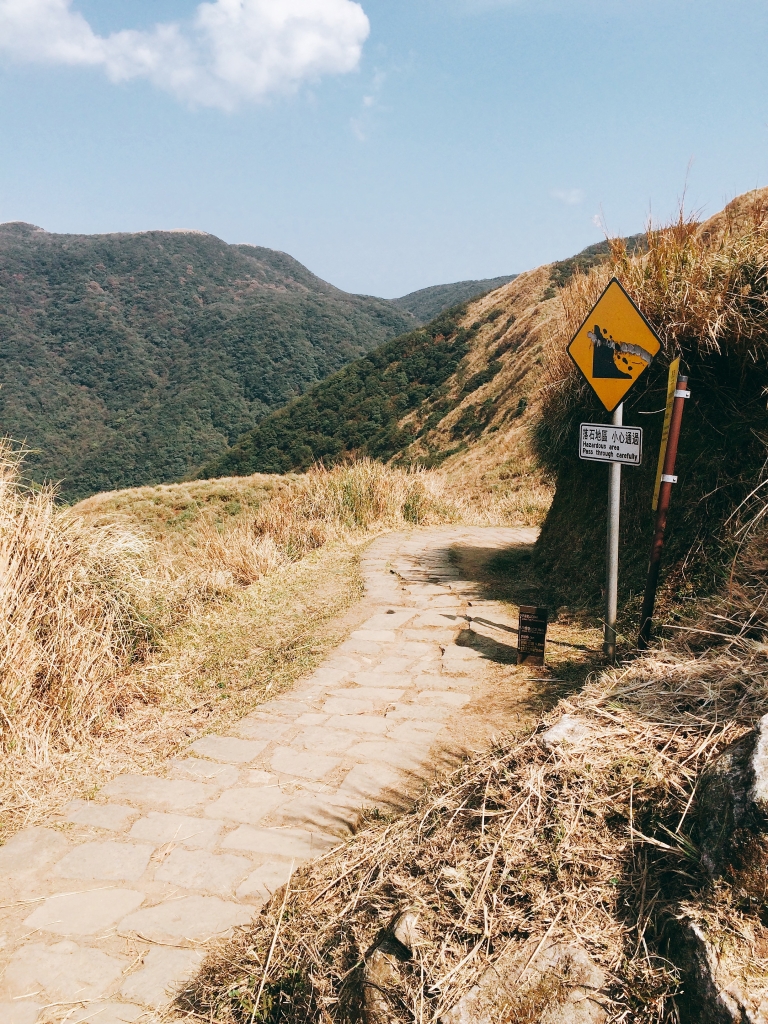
left=0, top=457, right=467, bottom=837
left=533, top=191, right=768, bottom=632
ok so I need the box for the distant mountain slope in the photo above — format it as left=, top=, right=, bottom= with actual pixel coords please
left=0, top=223, right=416, bottom=499
left=197, top=237, right=631, bottom=482
left=392, top=275, right=517, bottom=322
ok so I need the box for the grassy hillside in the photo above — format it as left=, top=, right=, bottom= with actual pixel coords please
left=392, top=274, right=517, bottom=322
left=0, top=223, right=416, bottom=500
left=197, top=236, right=645, bottom=492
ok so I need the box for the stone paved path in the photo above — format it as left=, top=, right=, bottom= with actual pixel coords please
left=0, top=526, right=536, bottom=1024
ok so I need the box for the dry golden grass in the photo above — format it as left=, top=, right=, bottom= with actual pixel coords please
left=0, top=457, right=469, bottom=838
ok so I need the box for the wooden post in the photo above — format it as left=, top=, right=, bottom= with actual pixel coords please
left=638, top=375, right=690, bottom=649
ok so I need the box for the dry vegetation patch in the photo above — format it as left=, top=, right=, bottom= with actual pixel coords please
left=0, top=457, right=468, bottom=838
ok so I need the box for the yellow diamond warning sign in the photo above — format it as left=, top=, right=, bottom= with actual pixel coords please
left=567, top=278, right=661, bottom=412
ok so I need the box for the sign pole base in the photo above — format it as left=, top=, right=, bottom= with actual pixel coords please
left=604, top=403, right=623, bottom=663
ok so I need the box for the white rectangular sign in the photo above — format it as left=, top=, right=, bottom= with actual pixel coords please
left=580, top=423, right=643, bottom=465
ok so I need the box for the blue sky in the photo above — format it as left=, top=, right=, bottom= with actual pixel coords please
left=0, top=0, right=766, bottom=297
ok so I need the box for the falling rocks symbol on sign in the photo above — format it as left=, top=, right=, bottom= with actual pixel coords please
left=588, top=325, right=633, bottom=379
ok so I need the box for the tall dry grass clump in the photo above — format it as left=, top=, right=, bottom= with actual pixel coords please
left=0, top=443, right=148, bottom=757
left=192, top=460, right=462, bottom=586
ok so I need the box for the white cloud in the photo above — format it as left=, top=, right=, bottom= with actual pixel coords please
left=551, top=188, right=585, bottom=206
left=0, top=0, right=370, bottom=109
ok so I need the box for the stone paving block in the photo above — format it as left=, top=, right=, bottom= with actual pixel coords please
left=240, top=769, right=279, bottom=787
left=412, top=674, right=472, bottom=691
left=236, top=859, right=295, bottom=904
left=24, top=888, right=145, bottom=936
left=293, top=712, right=329, bottom=726
left=68, top=1001, right=145, bottom=1023
left=255, top=699, right=313, bottom=717
left=291, top=726, right=357, bottom=755
left=118, top=894, right=251, bottom=945
left=233, top=718, right=291, bottom=741
left=65, top=801, right=139, bottom=832
left=0, top=826, right=69, bottom=878
left=369, top=656, right=415, bottom=674
left=128, top=812, right=223, bottom=850
left=271, top=792, right=360, bottom=836
left=345, top=740, right=431, bottom=772
left=338, top=686, right=404, bottom=704
left=270, top=747, right=342, bottom=780
left=205, top=786, right=283, bottom=824
left=0, top=939, right=126, bottom=1001
left=169, top=757, right=240, bottom=788
left=335, top=638, right=381, bottom=657
left=409, top=611, right=461, bottom=628
left=387, top=720, right=445, bottom=743
left=387, top=703, right=450, bottom=723
left=54, top=841, right=153, bottom=882
left=415, top=689, right=471, bottom=707
left=101, top=775, right=215, bottom=811
left=358, top=610, right=416, bottom=630
left=0, top=1003, right=41, bottom=1024
left=338, top=762, right=409, bottom=803
left=402, top=628, right=458, bottom=643
left=321, top=695, right=374, bottom=716
left=326, top=713, right=388, bottom=736
left=154, top=848, right=252, bottom=896
left=191, top=735, right=268, bottom=764
left=221, top=825, right=338, bottom=860
left=349, top=628, right=396, bottom=642
left=120, top=946, right=204, bottom=1006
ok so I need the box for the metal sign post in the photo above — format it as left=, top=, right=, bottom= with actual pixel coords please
left=604, top=403, right=623, bottom=663
left=566, top=278, right=661, bottom=663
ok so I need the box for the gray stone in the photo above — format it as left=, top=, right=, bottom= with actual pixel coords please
left=293, top=712, right=329, bottom=726
left=408, top=611, right=460, bottom=628
left=234, top=718, right=291, bottom=741
left=541, top=715, right=595, bottom=752
left=270, top=747, right=342, bottom=780
left=326, top=713, right=389, bottom=736
left=240, top=769, right=279, bottom=787
left=67, top=1002, right=145, bottom=1023
left=443, top=940, right=608, bottom=1024
left=128, top=812, right=222, bottom=849
left=321, top=695, right=375, bottom=716
left=349, top=629, right=397, bottom=643
left=154, top=848, right=253, bottom=895
left=0, top=1004, right=41, bottom=1024
left=338, top=763, right=407, bottom=802
left=204, top=786, right=284, bottom=824
left=221, top=825, right=337, bottom=860
left=345, top=740, right=430, bottom=771
left=169, top=757, right=240, bottom=788
left=750, top=713, right=768, bottom=810
left=358, top=610, right=416, bottom=630
left=272, top=792, right=361, bottom=835
left=23, top=888, right=145, bottom=936
left=0, top=940, right=126, bottom=1001
left=341, top=686, right=405, bottom=704
left=0, top=826, right=68, bottom=878
left=236, top=859, right=295, bottom=904
left=291, top=727, right=357, bottom=755
left=53, top=841, right=153, bottom=882
left=118, top=894, right=251, bottom=945
left=121, top=946, right=204, bottom=1006
left=101, top=775, right=214, bottom=811
left=414, top=689, right=470, bottom=707
left=387, top=720, right=444, bottom=743
left=190, top=735, right=268, bottom=764
left=65, top=801, right=139, bottom=831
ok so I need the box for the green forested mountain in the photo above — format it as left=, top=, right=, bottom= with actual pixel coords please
left=393, top=275, right=517, bottom=322
left=0, top=223, right=417, bottom=499
left=197, top=305, right=482, bottom=478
